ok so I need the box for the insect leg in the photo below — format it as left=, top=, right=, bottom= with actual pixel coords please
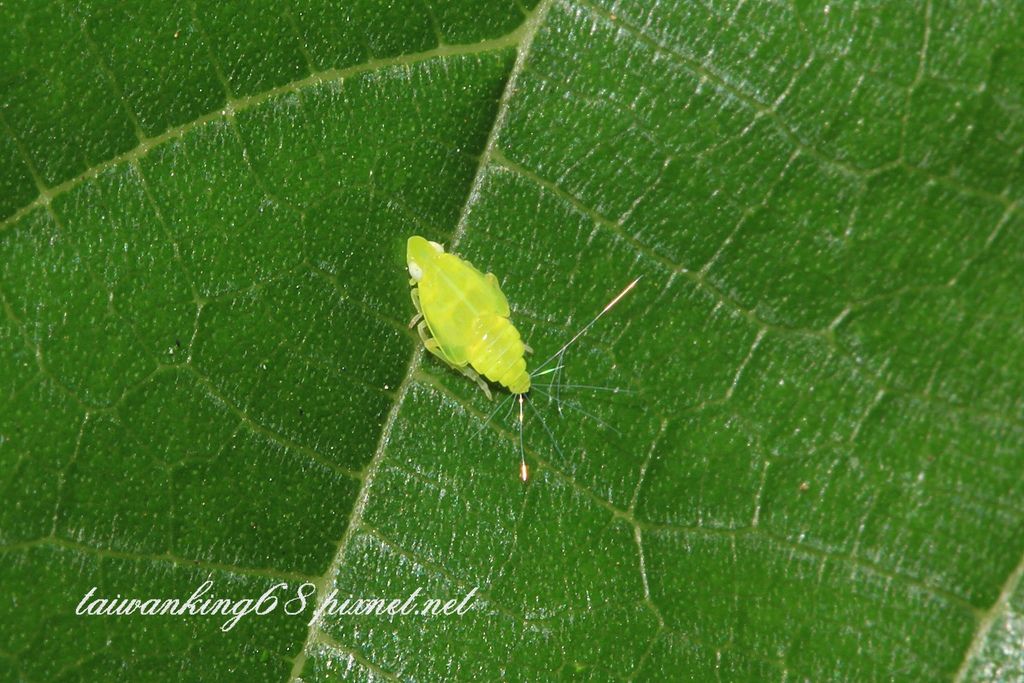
left=417, top=321, right=456, bottom=366
left=457, top=364, right=493, bottom=401
left=408, top=288, right=423, bottom=328
left=416, top=321, right=493, bottom=399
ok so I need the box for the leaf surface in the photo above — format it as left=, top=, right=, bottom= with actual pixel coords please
left=1, top=1, right=1022, bottom=681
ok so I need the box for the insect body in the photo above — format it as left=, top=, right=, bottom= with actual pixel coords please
left=406, top=235, right=531, bottom=398
left=406, top=235, right=640, bottom=483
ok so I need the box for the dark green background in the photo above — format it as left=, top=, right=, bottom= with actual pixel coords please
left=1, top=1, right=1022, bottom=680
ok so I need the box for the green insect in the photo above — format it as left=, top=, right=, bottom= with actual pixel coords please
left=406, top=234, right=640, bottom=482
left=406, top=235, right=532, bottom=399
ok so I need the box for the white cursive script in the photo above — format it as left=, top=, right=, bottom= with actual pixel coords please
left=75, top=581, right=479, bottom=631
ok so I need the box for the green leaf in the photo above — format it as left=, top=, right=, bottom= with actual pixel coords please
left=1, top=1, right=1022, bottom=681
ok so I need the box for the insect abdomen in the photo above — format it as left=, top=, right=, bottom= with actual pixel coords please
left=468, top=314, right=530, bottom=394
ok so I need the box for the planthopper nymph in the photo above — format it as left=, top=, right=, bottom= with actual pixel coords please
left=406, top=235, right=531, bottom=398
left=405, top=234, right=639, bottom=482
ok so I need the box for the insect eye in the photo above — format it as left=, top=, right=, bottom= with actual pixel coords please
left=428, top=241, right=444, bottom=253
left=408, top=261, right=424, bottom=281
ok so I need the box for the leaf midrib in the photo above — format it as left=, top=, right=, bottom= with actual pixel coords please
left=283, top=1, right=556, bottom=678
left=953, top=550, right=1024, bottom=681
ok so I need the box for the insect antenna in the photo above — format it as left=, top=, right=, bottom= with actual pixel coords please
left=517, top=394, right=528, bottom=482
left=517, top=380, right=617, bottom=485
left=527, top=276, right=640, bottom=415
left=530, top=277, right=641, bottom=415
left=529, top=365, right=564, bottom=379
left=514, top=277, right=641, bottom=483
left=477, top=392, right=515, bottom=433
left=526, top=391, right=564, bottom=461
left=530, top=276, right=642, bottom=377
left=517, top=391, right=567, bottom=483
left=531, top=386, right=621, bottom=435
left=530, top=382, right=636, bottom=394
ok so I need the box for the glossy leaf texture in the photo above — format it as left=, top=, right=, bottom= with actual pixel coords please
left=1, top=1, right=1022, bottom=681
